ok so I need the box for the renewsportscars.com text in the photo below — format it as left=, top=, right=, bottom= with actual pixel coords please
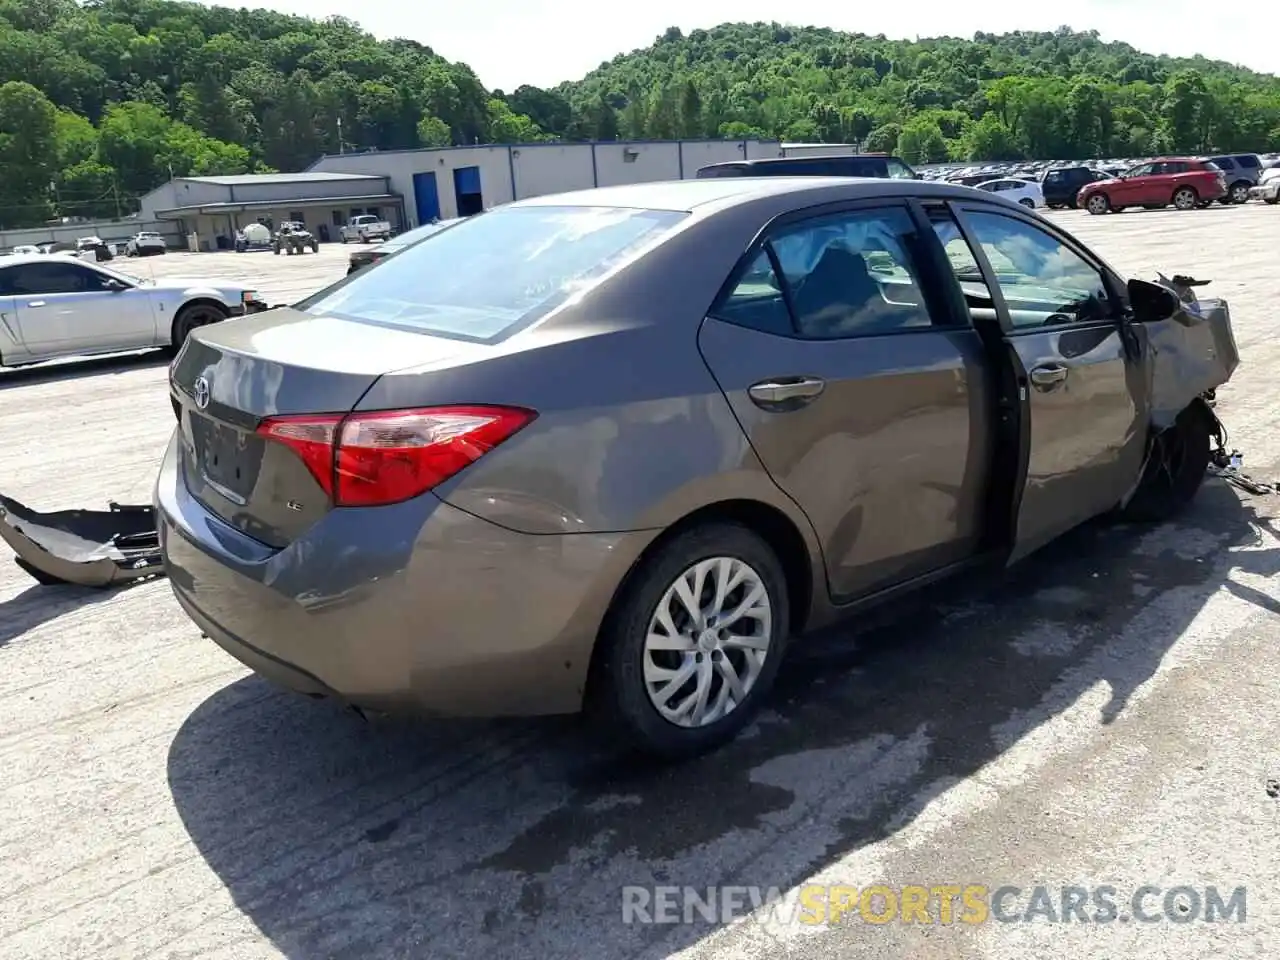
left=621, top=884, right=1247, bottom=926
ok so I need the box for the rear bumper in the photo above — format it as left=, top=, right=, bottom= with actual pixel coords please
left=154, top=431, right=654, bottom=716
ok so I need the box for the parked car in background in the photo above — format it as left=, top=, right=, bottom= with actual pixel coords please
left=125, top=231, right=167, bottom=257
left=340, top=214, right=392, bottom=243
left=75, top=236, right=113, bottom=262
left=9, top=245, right=39, bottom=256
left=158, top=177, right=1236, bottom=758
left=1078, top=158, right=1227, bottom=214
left=346, top=217, right=463, bottom=274
left=973, top=177, right=1045, bottom=208
left=1204, top=153, right=1263, bottom=204
left=696, top=154, right=918, bottom=179
left=0, top=254, right=266, bottom=367
left=1040, top=165, right=1103, bottom=208
left=1248, top=166, right=1280, bottom=204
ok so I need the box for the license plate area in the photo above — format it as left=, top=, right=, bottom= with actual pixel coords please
left=189, top=412, right=263, bottom=506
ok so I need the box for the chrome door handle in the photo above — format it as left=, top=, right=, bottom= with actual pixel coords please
left=26, top=301, right=45, bottom=307
left=748, top=376, right=826, bottom=408
left=1030, top=364, right=1069, bottom=389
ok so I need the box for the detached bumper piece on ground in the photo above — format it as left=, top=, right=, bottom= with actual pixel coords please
left=0, top=494, right=164, bottom=587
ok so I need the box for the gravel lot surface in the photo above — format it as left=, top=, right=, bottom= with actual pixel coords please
left=2, top=208, right=1278, bottom=960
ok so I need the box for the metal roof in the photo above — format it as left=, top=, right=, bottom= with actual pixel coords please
left=154, top=192, right=400, bottom=218
left=177, top=172, right=386, bottom=186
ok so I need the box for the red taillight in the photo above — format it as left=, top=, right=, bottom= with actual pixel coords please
left=256, top=405, right=536, bottom=507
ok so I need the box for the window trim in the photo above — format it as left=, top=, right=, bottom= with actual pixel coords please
left=707, top=197, right=967, bottom=341
left=943, top=200, right=1126, bottom=337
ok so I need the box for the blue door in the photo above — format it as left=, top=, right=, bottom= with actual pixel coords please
left=413, top=171, right=440, bottom=224
left=453, top=166, right=484, bottom=216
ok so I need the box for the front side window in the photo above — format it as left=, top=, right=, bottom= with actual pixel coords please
left=1125, top=163, right=1153, bottom=178
left=1, top=262, right=103, bottom=295
left=1211, top=157, right=1235, bottom=171
left=960, top=210, right=1112, bottom=329
left=767, top=207, right=935, bottom=338
left=300, top=205, right=687, bottom=342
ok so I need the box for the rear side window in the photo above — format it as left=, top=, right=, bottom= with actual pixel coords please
left=714, top=206, right=939, bottom=339
left=299, top=205, right=687, bottom=343
left=1211, top=157, right=1235, bottom=170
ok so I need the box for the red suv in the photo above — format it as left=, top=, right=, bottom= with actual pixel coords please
left=1078, top=158, right=1227, bottom=215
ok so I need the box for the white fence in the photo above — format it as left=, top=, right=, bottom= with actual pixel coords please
left=0, top=219, right=182, bottom=253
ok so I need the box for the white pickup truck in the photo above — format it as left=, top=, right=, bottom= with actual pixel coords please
left=340, top=214, right=392, bottom=243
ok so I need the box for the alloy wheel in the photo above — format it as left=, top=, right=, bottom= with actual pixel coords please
left=642, top=555, right=773, bottom=728
left=1174, top=188, right=1197, bottom=210
left=1232, top=184, right=1250, bottom=204
left=1087, top=195, right=1109, bottom=215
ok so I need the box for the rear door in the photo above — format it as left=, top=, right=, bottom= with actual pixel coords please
left=4, top=260, right=154, bottom=358
left=939, top=202, right=1146, bottom=560
left=697, top=200, right=993, bottom=602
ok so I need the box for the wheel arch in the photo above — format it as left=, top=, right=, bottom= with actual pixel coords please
left=171, top=296, right=230, bottom=344
left=583, top=496, right=819, bottom=710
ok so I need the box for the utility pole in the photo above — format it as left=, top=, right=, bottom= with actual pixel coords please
left=337, top=116, right=344, bottom=154
left=112, top=177, right=121, bottom=219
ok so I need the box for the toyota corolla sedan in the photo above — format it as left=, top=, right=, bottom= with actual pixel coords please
left=157, top=177, right=1238, bottom=758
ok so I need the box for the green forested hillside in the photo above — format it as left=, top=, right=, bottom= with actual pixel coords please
left=3, top=4, right=1280, bottom=229
left=555, top=24, right=1280, bottom=166
left=0, top=0, right=547, bottom=226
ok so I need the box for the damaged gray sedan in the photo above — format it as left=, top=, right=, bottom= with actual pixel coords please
left=157, top=178, right=1238, bottom=759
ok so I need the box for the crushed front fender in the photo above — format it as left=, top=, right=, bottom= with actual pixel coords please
left=0, top=494, right=164, bottom=587
left=1145, top=273, right=1240, bottom=430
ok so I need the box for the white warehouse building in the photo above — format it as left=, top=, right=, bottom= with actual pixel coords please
left=307, top=139, right=807, bottom=227
left=135, top=139, right=866, bottom=247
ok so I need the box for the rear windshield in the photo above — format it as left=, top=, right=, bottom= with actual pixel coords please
left=300, top=205, right=687, bottom=342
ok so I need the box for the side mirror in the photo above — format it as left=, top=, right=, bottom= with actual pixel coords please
left=1127, top=278, right=1179, bottom=323
left=104, top=279, right=127, bottom=292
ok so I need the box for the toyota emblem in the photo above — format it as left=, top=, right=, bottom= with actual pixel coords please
left=193, top=376, right=210, bottom=410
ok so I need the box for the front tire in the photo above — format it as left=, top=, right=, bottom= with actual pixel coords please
left=1019, top=197, right=1036, bottom=208
left=1121, top=403, right=1213, bottom=523
left=1086, top=193, right=1110, bottom=215
left=170, top=302, right=229, bottom=352
left=1229, top=181, right=1251, bottom=204
left=590, top=522, right=790, bottom=760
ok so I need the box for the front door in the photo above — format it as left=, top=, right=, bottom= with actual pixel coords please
left=943, top=203, right=1146, bottom=560
left=1, top=260, right=154, bottom=358
left=1113, top=164, right=1154, bottom=206
left=697, top=201, right=992, bottom=601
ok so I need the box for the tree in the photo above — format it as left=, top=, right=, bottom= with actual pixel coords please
left=896, top=118, right=948, bottom=163
left=678, top=80, right=702, bottom=139
left=417, top=115, right=451, bottom=147
left=0, top=81, right=57, bottom=225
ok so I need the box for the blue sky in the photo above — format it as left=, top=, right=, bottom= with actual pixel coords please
left=194, top=1, right=1274, bottom=92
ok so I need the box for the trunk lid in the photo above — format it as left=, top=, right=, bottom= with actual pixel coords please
left=169, top=307, right=483, bottom=547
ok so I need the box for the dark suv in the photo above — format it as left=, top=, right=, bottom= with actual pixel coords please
left=1204, top=154, right=1262, bottom=204
left=1040, top=166, right=1104, bottom=208
left=696, top=154, right=918, bottom=179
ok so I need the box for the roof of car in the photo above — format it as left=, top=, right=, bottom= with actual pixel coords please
left=510, top=177, right=998, bottom=213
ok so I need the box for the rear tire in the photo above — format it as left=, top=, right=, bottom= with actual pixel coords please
left=589, top=522, right=790, bottom=760
left=1086, top=193, right=1110, bottom=215
left=170, top=302, right=229, bottom=352
left=1173, top=186, right=1199, bottom=211
left=1120, top=403, right=1213, bottom=523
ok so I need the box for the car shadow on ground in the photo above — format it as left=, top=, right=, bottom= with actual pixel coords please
left=0, top=581, right=118, bottom=647
left=166, top=478, right=1277, bottom=959
left=0, top=351, right=168, bottom=391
